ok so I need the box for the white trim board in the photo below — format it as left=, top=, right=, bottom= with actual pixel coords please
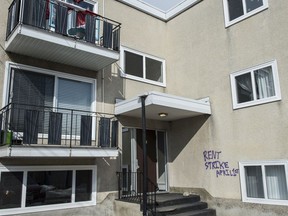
left=116, top=0, right=202, bottom=21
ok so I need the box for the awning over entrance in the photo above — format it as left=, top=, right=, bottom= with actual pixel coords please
left=115, top=91, right=211, bottom=121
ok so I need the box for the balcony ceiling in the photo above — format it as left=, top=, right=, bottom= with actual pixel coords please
left=5, top=25, right=119, bottom=71
left=115, top=91, right=211, bottom=121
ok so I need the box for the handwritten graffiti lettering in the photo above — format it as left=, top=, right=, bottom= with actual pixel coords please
left=216, top=168, right=239, bottom=177
left=203, top=150, right=239, bottom=178
left=203, top=150, right=221, bottom=162
left=205, top=161, right=229, bottom=170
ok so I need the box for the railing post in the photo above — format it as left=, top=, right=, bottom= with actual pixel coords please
left=117, top=172, right=121, bottom=199
left=70, top=110, right=74, bottom=148
left=140, top=95, right=148, bottom=216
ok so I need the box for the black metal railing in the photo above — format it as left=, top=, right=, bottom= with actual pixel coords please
left=117, top=171, right=158, bottom=215
left=6, top=0, right=121, bottom=51
left=0, top=103, right=118, bottom=148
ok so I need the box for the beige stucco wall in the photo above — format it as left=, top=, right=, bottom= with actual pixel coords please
left=165, top=0, right=288, bottom=201
left=106, top=0, right=288, bottom=204
left=1, top=0, right=288, bottom=214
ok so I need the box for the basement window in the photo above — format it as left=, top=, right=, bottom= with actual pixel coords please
left=223, top=0, right=268, bottom=27
left=239, top=161, right=288, bottom=206
left=120, top=46, right=166, bottom=87
left=0, top=165, right=96, bottom=215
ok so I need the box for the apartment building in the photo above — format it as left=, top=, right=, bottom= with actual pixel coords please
left=0, top=0, right=287, bottom=216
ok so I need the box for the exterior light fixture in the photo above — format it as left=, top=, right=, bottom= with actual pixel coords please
left=158, top=113, right=168, bottom=117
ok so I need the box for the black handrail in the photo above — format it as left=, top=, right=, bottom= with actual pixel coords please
left=0, top=103, right=118, bottom=148
left=116, top=171, right=159, bottom=215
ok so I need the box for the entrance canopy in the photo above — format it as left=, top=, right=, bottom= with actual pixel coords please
left=115, top=91, right=211, bottom=121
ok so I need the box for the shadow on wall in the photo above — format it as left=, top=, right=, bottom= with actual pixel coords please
left=98, top=64, right=126, bottom=105
left=96, top=157, right=120, bottom=193
left=168, top=114, right=210, bottom=163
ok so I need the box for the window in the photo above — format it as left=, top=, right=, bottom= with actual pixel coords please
left=223, top=0, right=268, bottom=27
left=230, top=60, right=281, bottom=109
left=239, top=161, right=288, bottom=206
left=5, top=62, right=96, bottom=137
left=120, top=46, right=166, bottom=86
left=0, top=166, right=96, bottom=215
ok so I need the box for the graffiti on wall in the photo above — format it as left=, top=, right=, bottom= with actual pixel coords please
left=203, top=150, right=239, bottom=178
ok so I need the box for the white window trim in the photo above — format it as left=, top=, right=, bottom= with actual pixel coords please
left=239, top=161, right=288, bottom=206
left=230, top=60, right=281, bottom=110
left=120, top=46, right=166, bottom=87
left=223, top=0, right=269, bottom=27
left=0, top=165, right=97, bottom=216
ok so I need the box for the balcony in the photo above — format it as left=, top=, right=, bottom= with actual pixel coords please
left=5, top=0, right=121, bottom=71
left=0, top=103, right=119, bottom=158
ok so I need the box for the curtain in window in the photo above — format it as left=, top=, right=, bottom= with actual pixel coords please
left=265, top=165, right=288, bottom=200
left=245, top=166, right=264, bottom=198
left=254, top=66, right=275, bottom=99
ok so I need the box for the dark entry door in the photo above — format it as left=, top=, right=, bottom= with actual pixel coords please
left=136, top=129, right=157, bottom=192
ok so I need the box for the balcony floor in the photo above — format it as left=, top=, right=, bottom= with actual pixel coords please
left=5, top=24, right=119, bottom=71
left=0, top=144, right=118, bottom=158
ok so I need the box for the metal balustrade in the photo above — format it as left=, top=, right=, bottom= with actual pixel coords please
left=0, top=103, right=118, bottom=148
left=6, top=0, right=121, bottom=51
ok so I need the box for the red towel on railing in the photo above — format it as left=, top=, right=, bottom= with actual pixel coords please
left=76, top=10, right=98, bottom=26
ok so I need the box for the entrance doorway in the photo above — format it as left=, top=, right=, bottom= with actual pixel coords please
left=122, top=128, right=167, bottom=193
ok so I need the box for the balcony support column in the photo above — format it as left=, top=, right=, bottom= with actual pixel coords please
left=140, top=95, right=148, bottom=216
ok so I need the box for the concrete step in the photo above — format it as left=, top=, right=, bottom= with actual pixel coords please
left=171, top=208, right=216, bottom=216
left=156, top=201, right=208, bottom=215
left=156, top=193, right=201, bottom=207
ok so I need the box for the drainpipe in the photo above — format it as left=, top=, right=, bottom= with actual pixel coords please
left=140, top=95, right=148, bottom=216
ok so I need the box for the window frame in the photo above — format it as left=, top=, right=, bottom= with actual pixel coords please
left=0, top=165, right=97, bottom=215
left=223, top=0, right=269, bottom=27
left=230, top=60, right=281, bottom=110
left=120, top=46, right=166, bottom=87
left=239, top=161, right=288, bottom=206
left=2, top=62, right=97, bottom=140
left=3, top=62, right=97, bottom=110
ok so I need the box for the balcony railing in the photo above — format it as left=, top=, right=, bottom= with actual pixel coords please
left=6, top=0, right=121, bottom=51
left=0, top=103, right=118, bottom=149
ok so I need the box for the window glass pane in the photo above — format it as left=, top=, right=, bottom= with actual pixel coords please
left=245, top=166, right=264, bottom=198
left=236, top=73, right=253, bottom=103
left=0, top=172, right=23, bottom=209
left=254, top=66, right=275, bottom=100
left=26, top=171, right=72, bottom=207
left=75, top=170, right=92, bottom=202
left=11, top=69, right=55, bottom=134
left=146, top=57, right=163, bottom=82
left=228, top=0, right=244, bottom=21
left=58, top=78, right=92, bottom=136
left=124, top=51, right=143, bottom=78
left=265, top=165, right=288, bottom=200
left=245, top=0, right=263, bottom=13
